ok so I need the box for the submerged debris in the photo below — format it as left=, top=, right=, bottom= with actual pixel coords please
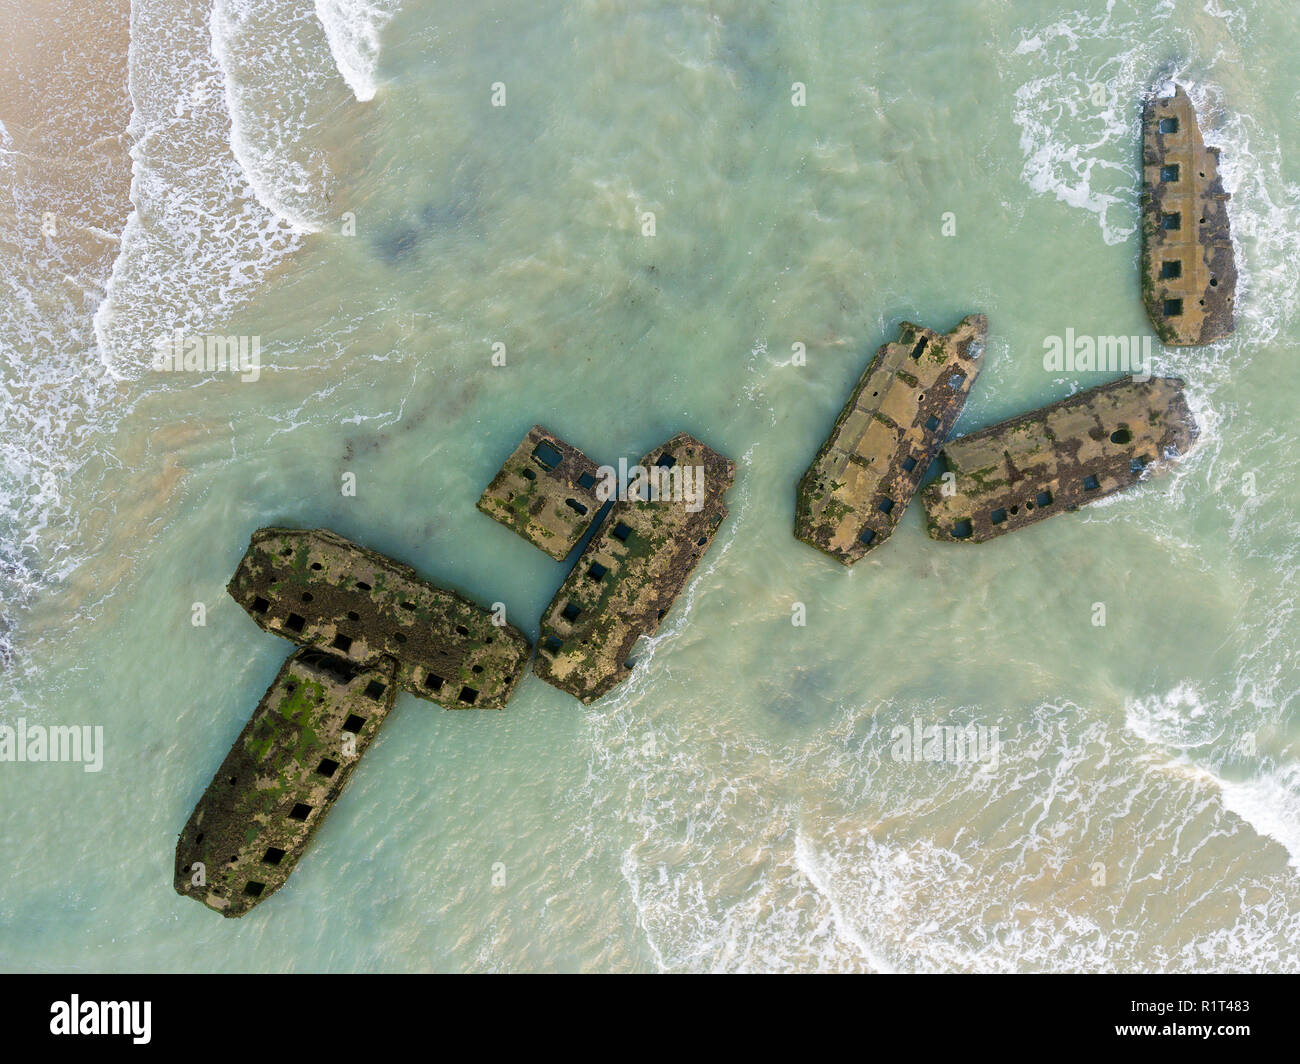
left=477, top=425, right=605, bottom=560
left=922, top=376, right=1198, bottom=543
left=228, top=527, right=531, bottom=709
left=534, top=433, right=735, bottom=704
left=1140, top=84, right=1236, bottom=345
left=795, top=315, right=987, bottom=564
left=175, top=649, right=398, bottom=917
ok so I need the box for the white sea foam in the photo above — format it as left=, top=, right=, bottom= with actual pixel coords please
left=210, top=0, right=343, bottom=233
left=1009, top=4, right=1164, bottom=244
left=1216, top=765, right=1300, bottom=871
left=314, top=0, right=401, bottom=103
left=95, top=0, right=302, bottom=373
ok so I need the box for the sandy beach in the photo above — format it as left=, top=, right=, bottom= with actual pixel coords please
left=0, top=0, right=133, bottom=306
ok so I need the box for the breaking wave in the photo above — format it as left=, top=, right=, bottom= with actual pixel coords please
left=315, top=0, right=401, bottom=103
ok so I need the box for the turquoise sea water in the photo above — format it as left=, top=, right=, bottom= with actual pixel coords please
left=1, top=0, right=1299, bottom=971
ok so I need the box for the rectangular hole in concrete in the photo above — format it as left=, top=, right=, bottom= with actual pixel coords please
left=531, top=441, right=563, bottom=470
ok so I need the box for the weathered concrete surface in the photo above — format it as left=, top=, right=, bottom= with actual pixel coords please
left=1141, top=84, right=1236, bottom=345
left=175, top=649, right=397, bottom=917
left=795, top=315, right=987, bottom=564
left=534, top=433, right=735, bottom=704
left=228, top=528, right=531, bottom=709
left=922, top=376, right=1197, bottom=543
left=477, top=425, right=604, bottom=560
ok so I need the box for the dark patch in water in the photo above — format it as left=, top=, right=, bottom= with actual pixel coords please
left=374, top=224, right=422, bottom=264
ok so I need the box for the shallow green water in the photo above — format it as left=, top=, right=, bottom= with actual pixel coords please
left=2, top=0, right=1299, bottom=971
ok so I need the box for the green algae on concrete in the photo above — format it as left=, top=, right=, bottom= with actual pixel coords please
left=227, top=527, right=531, bottom=709
left=174, top=649, right=398, bottom=917
left=476, top=425, right=605, bottom=560
left=921, top=376, right=1198, bottom=543
left=534, top=433, right=735, bottom=704
left=795, top=314, right=987, bottom=564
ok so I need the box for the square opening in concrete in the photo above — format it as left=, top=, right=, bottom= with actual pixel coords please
left=1163, top=298, right=1184, bottom=317
left=316, top=758, right=339, bottom=778
left=1083, top=475, right=1101, bottom=491
left=251, top=596, right=269, bottom=613
left=1161, top=212, right=1181, bottom=231
left=262, top=847, right=285, bottom=866
left=1160, top=164, right=1180, bottom=182
left=286, top=613, right=306, bottom=633
left=544, top=636, right=563, bottom=653
left=858, top=528, right=876, bottom=546
left=364, top=680, right=386, bottom=700
left=951, top=519, right=973, bottom=539
left=612, top=522, right=632, bottom=542
left=1035, top=490, right=1053, bottom=508
left=343, top=714, right=366, bottom=733
left=288, top=803, right=312, bottom=822
left=458, top=686, right=478, bottom=705
left=531, top=441, right=563, bottom=470
left=1158, top=117, right=1179, bottom=134
left=243, top=881, right=265, bottom=898
left=901, top=456, right=918, bottom=473
left=924, top=415, right=941, bottom=432
left=586, top=562, right=607, bottom=582
left=578, top=472, right=598, bottom=489
left=423, top=673, right=444, bottom=693
left=561, top=602, right=582, bottom=622
left=331, top=633, right=353, bottom=653
left=991, top=508, right=1008, bottom=525
left=1161, top=259, right=1182, bottom=279
left=877, top=498, right=895, bottom=515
